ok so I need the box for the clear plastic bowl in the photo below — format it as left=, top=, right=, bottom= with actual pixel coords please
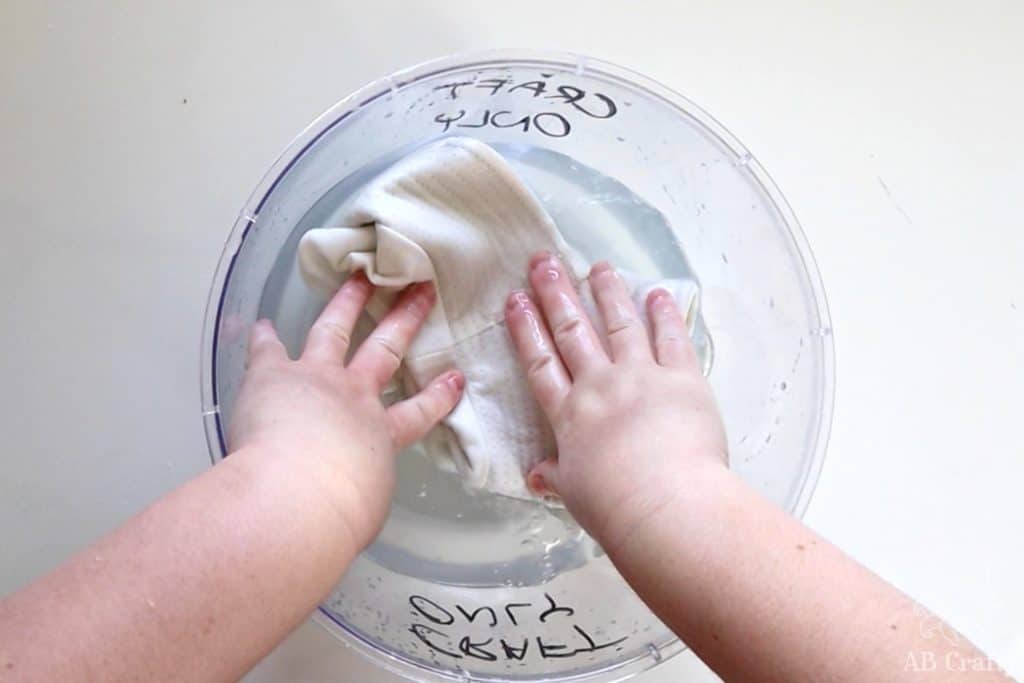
left=201, top=50, right=834, bottom=682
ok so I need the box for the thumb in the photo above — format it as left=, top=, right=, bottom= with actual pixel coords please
left=528, top=458, right=561, bottom=497
left=387, top=370, right=464, bottom=451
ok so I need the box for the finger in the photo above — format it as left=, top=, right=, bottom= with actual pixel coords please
left=388, top=370, right=465, bottom=451
left=247, top=319, right=288, bottom=367
left=647, top=289, right=698, bottom=369
left=528, top=252, right=607, bottom=377
left=348, top=281, right=436, bottom=389
left=527, top=459, right=560, bottom=497
left=588, top=261, right=649, bottom=363
left=303, top=271, right=375, bottom=364
left=505, top=289, right=571, bottom=419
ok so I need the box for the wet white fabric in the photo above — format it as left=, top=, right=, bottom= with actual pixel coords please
left=298, top=137, right=700, bottom=501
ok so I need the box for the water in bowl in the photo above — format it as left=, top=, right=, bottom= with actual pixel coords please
left=256, top=141, right=707, bottom=588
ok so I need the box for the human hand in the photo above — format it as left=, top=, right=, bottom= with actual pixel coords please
left=504, top=253, right=728, bottom=551
left=228, top=273, right=464, bottom=549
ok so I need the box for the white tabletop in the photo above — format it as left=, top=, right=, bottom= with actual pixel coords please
left=1, top=1, right=1021, bottom=681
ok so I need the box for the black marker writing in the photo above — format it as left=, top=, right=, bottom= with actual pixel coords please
left=455, top=109, right=490, bottom=129
left=475, top=77, right=510, bottom=95
left=539, top=592, right=575, bottom=623
left=504, top=602, right=532, bottom=626
left=429, top=75, right=618, bottom=138
left=433, top=81, right=474, bottom=99
left=536, top=626, right=629, bottom=659
left=433, top=111, right=465, bottom=132
left=434, top=109, right=570, bottom=138
left=409, top=594, right=455, bottom=625
left=536, top=637, right=572, bottom=658
left=532, top=112, right=571, bottom=138
left=491, top=110, right=531, bottom=133
left=547, top=85, right=617, bottom=119
left=406, top=594, right=627, bottom=662
left=409, top=623, right=461, bottom=659
left=509, top=80, right=547, bottom=97
left=571, top=624, right=628, bottom=652
left=456, top=604, right=498, bottom=627
left=459, top=636, right=498, bottom=661
left=500, top=638, right=530, bottom=660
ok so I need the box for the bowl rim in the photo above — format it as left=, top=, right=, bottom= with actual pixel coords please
left=200, top=48, right=835, bottom=683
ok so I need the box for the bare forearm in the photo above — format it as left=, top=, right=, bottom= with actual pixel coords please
left=0, top=275, right=460, bottom=682
left=605, top=465, right=1008, bottom=683
left=0, top=445, right=358, bottom=682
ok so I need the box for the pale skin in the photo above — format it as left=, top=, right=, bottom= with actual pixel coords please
left=0, top=276, right=465, bottom=682
left=507, top=253, right=1010, bottom=682
left=0, top=256, right=1009, bottom=682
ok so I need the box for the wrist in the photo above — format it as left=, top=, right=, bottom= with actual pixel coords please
left=595, top=460, right=739, bottom=560
left=225, top=441, right=374, bottom=552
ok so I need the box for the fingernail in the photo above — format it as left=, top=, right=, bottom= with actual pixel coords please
left=591, top=261, right=614, bottom=277
left=649, top=288, right=672, bottom=305
left=506, top=290, right=530, bottom=312
left=531, top=256, right=560, bottom=281
left=347, top=270, right=374, bottom=294
left=418, top=281, right=437, bottom=300
left=529, top=251, right=552, bottom=270
left=406, top=282, right=435, bottom=312
left=528, top=472, right=548, bottom=495
left=444, top=371, right=465, bottom=392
